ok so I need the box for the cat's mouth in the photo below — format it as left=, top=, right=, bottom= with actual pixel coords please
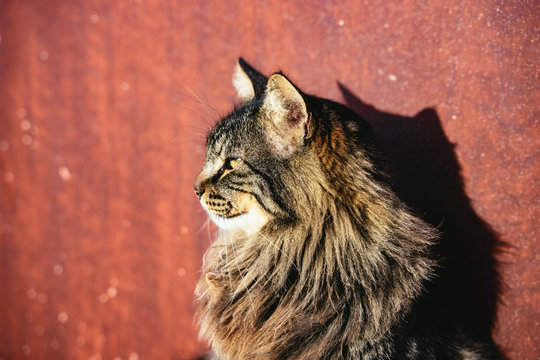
left=199, top=193, right=270, bottom=235
left=201, top=200, right=245, bottom=219
left=208, top=210, right=249, bottom=229
left=215, top=211, right=246, bottom=219
left=227, top=211, right=246, bottom=218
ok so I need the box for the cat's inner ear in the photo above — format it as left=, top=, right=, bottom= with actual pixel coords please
left=262, top=74, right=309, bottom=156
left=232, top=58, right=267, bottom=101
left=233, top=62, right=255, bottom=101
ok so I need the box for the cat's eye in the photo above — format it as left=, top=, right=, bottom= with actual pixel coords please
left=216, top=158, right=242, bottom=178
left=228, top=158, right=241, bottom=169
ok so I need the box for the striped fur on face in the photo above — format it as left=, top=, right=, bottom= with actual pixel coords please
left=195, top=107, right=282, bottom=235
left=194, top=73, right=310, bottom=235
left=194, top=59, right=496, bottom=360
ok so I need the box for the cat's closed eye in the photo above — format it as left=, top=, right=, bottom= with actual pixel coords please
left=217, top=157, right=242, bottom=178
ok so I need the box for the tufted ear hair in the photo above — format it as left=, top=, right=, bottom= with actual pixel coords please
left=261, top=74, right=309, bottom=156
left=232, top=58, right=268, bottom=101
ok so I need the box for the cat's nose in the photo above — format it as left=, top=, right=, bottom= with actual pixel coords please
left=194, top=185, right=205, bottom=199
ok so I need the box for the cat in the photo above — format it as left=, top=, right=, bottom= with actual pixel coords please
left=193, top=58, right=498, bottom=359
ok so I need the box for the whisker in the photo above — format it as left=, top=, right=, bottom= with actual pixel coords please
left=222, top=229, right=237, bottom=293
left=195, top=289, right=208, bottom=302
left=225, top=231, right=256, bottom=308
left=229, top=232, right=264, bottom=293
left=197, top=216, right=211, bottom=234
left=256, top=230, right=299, bottom=272
left=182, top=83, right=221, bottom=120
left=227, top=201, right=299, bottom=273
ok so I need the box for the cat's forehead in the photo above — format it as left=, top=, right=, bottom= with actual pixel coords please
left=206, top=103, right=261, bottom=155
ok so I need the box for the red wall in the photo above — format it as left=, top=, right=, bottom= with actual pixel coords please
left=0, top=1, right=538, bottom=359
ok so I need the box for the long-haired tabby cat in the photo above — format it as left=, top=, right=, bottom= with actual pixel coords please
left=194, top=58, right=497, bottom=359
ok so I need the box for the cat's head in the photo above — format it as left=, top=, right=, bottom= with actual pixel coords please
left=194, top=58, right=324, bottom=235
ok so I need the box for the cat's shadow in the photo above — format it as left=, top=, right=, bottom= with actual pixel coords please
left=338, top=83, right=504, bottom=347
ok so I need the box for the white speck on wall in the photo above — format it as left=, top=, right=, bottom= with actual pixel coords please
left=0, top=141, right=9, bottom=151
left=20, top=120, right=32, bottom=131
left=57, top=311, right=69, bottom=323
left=17, top=108, right=27, bottom=118
left=121, top=81, right=130, bottom=91
left=26, top=288, right=37, bottom=300
left=98, top=293, right=109, bottom=303
left=35, top=326, right=45, bottom=336
left=58, top=166, right=72, bottom=181
left=4, top=171, right=14, bottom=183
left=180, top=226, right=189, bottom=234
left=39, top=50, right=49, bottom=61
left=177, top=267, right=186, bottom=277
left=37, top=293, right=48, bottom=304
left=21, top=344, right=31, bottom=356
left=388, top=74, right=397, bottom=82
left=90, top=12, right=100, bottom=23
left=53, top=263, right=64, bottom=276
left=338, top=19, right=344, bottom=26
left=76, top=336, right=86, bottom=346
left=107, top=286, right=118, bottom=298
left=452, top=114, right=457, bottom=120
left=22, top=134, right=32, bottom=145
left=129, top=352, right=139, bottom=360
left=49, top=339, right=60, bottom=350
left=54, top=154, right=64, bottom=163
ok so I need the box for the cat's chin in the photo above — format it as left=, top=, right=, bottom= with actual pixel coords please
left=208, top=208, right=268, bottom=236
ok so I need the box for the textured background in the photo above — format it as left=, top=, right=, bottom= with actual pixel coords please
left=0, top=0, right=538, bottom=359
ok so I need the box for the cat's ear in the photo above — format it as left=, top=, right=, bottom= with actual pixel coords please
left=262, top=74, right=309, bottom=156
left=232, top=58, right=268, bottom=101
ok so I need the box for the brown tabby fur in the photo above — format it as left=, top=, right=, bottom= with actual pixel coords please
left=194, top=59, right=493, bottom=359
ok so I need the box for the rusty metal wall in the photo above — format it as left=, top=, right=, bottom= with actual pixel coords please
left=0, top=0, right=538, bottom=359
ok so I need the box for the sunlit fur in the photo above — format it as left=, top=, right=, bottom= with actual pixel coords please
left=194, top=59, right=495, bottom=359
